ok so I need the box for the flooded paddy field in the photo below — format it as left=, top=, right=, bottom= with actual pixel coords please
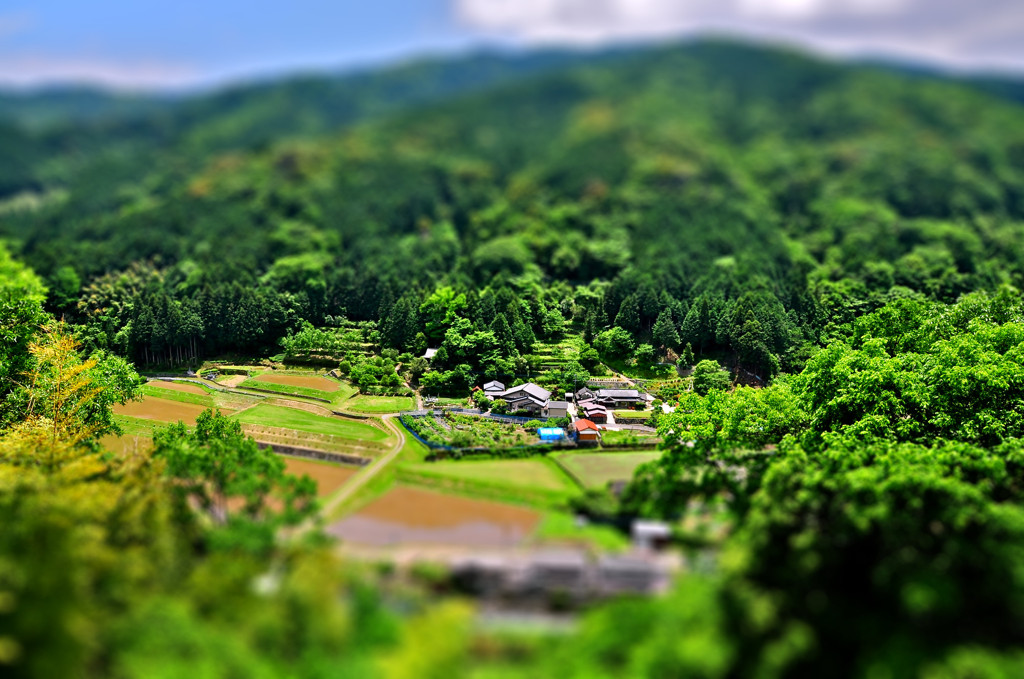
left=283, top=457, right=359, bottom=498
left=329, top=485, right=540, bottom=548
left=251, top=373, right=341, bottom=392
left=554, top=451, right=663, bottom=489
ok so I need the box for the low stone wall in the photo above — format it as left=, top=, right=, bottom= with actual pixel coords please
left=256, top=442, right=370, bottom=467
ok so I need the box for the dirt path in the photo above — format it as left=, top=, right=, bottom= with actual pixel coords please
left=313, top=414, right=406, bottom=524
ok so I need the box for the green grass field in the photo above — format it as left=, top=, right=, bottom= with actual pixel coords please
left=533, top=511, right=630, bottom=551
left=600, top=429, right=659, bottom=446
left=113, top=415, right=166, bottom=437
left=555, top=451, right=663, bottom=488
left=139, top=384, right=216, bottom=407
left=344, top=394, right=415, bottom=413
left=232, top=404, right=388, bottom=441
left=238, top=378, right=337, bottom=401
left=402, top=459, right=576, bottom=493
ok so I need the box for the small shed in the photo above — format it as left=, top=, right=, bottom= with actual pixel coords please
left=423, top=348, right=438, bottom=360
left=573, top=419, right=601, bottom=444
left=631, top=520, right=672, bottom=551
left=538, top=427, right=565, bottom=442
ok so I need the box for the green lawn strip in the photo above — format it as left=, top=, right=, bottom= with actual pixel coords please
left=344, top=394, right=415, bottom=414
left=328, top=382, right=359, bottom=404
left=401, top=458, right=576, bottom=493
left=395, top=463, right=577, bottom=510
left=397, top=434, right=430, bottom=463
left=114, top=414, right=168, bottom=438
left=531, top=511, right=630, bottom=552
left=232, top=404, right=389, bottom=442
left=138, top=384, right=216, bottom=407
left=600, top=429, right=659, bottom=446
left=238, top=378, right=336, bottom=401
left=554, top=451, right=663, bottom=489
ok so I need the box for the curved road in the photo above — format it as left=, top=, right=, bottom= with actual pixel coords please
left=316, top=413, right=406, bottom=521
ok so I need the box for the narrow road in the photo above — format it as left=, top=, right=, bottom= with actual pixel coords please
left=315, top=413, right=406, bottom=521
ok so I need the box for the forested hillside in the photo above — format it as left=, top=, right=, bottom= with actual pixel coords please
left=6, top=38, right=1024, bottom=678
left=3, top=41, right=1024, bottom=383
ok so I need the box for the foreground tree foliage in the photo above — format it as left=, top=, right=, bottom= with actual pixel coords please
left=603, top=290, right=1024, bottom=676
left=154, top=410, right=317, bottom=553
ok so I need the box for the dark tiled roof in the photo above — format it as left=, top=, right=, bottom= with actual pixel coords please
left=501, top=382, right=551, bottom=402
left=596, top=389, right=642, bottom=399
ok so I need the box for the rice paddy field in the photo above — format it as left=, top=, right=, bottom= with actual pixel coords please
left=232, top=404, right=387, bottom=441
left=327, top=485, right=541, bottom=548
left=113, top=396, right=214, bottom=425
left=238, top=372, right=355, bottom=402
left=282, top=457, right=359, bottom=498
left=554, top=451, right=664, bottom=489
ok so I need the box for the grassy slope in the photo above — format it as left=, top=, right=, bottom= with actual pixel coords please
left=554, top=451, right=663, bottom=488
left=138, top=384, right=215, bottom=407
left=344, top=394, right=415, bottom=413
left=232, top=404, right=388, bottom=441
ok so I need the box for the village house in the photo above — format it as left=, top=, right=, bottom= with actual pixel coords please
left=577, top=400, right=608, bottom=424
left=483, top=380, right=505, bottom=398
left=576, top=387, right=649, bottom=409
left=483, top=382, right=551, bottom=416
left=480, top=381, right=569, bottom=418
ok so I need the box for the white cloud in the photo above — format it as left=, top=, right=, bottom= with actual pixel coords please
left=0, top=54, right=198, bottom=90
left=454, top=0, right=1024, bottom=71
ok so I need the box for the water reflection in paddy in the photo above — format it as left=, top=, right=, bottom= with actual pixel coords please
left=329, top=486, right=540, bottom=548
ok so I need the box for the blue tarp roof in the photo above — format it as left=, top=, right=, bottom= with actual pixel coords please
left=538, top=428, right=565, bottom=439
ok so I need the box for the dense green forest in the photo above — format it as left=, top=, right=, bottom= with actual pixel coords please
left=6, top=39, right=1024, bottom=677
left=2, top=40, right=1024, bottom=384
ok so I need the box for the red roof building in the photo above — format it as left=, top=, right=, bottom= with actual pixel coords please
left=573, top=418, right=601, bottom=443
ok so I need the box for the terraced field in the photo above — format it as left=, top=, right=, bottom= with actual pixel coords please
left=283, top=457, right=359, bottom=498
left=238, top=372, right=356, bottom=402
left=344, top=394, right=415, bottom=414
left=233, top=404, right=387, bottom=440
left=554, top=451, right=663, bottom=489
left=328, top=485, right=541, bottom=548
left=402, top=459, right=576, bottom=493
left=113, top=395, right=215, bottom=425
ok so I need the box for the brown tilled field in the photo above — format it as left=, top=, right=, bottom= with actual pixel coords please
left=114, top=396, right=217, bottom=425
left=253, top=374, right=341, bottom=392
left=146, top=380, right=209, bottom=395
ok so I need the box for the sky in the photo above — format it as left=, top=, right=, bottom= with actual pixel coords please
left=1, top=0, right=1023, bottom=90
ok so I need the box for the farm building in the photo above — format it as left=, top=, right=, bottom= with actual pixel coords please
left=538, top=427, right=566, bottom=442
left=573, top=419, right=601, bottom=445
left=543, top=401, right=569, bottom=418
